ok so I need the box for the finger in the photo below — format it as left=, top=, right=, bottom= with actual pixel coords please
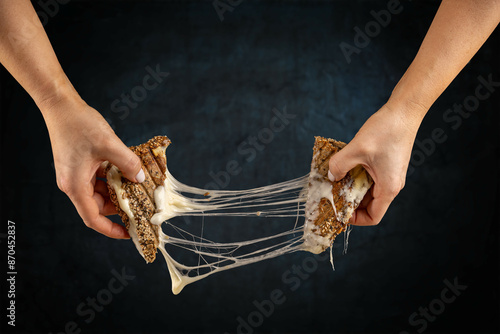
left=94, top=179, right=110, bottom=198
left=90, top=214, right=130, bottom=239
left=93, top=192, right=118, bottom=216
left=104, top=139, right=144, bottom=183
left=70, top=188, right=129, bottom=239
left=351, top=194, right=393, bottom=226
left=94, top=180, right=117, bottom=215
left=348, top=186, right=373, bottom=224
left=358, top=186, right=374, bottom=209
left=328, top=143, right=363, bottom=182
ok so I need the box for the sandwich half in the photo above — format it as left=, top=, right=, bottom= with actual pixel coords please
left=302, top=136, right=373, bottom=254
left=105, top=136, right=170, bottom=263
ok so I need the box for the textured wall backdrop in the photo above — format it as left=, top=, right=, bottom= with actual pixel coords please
left=0, top=1, right=499, bottom=333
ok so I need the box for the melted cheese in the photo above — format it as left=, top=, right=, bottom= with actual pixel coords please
left=301, top=156, right=337, bottom=254
left=339, top=165, right=371, bottom=218
left=107, top=165, right=144, bottom=258
left=301, top=164, right=372, bottom=255
left=107, top=158, right=371, bottom=294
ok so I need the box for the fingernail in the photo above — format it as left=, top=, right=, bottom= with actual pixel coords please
left=136, top=169, right=145, bottom=183
left=328, top=171, right=335, bottom=182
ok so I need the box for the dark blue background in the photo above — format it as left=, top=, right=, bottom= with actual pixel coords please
left=1, top=1, right=499, bottom=333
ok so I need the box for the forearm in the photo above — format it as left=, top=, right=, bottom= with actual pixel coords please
left=387, top=0, right=500, bottom=124
left=0, top=0, right=80, bottom=110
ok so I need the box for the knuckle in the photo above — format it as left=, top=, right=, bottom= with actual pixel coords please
left=83, top=216, right=98, bottom=229
left=56, top=175, right=72, bottom=195
left=387, top=182, right=401, bottom=198
left=381, top=175, right=404, bottom=199
left=356, top=142, right=372, bottom=157
left=83, top=219, right=95, bottom=229
left=96, top=135, right=113, bottom=152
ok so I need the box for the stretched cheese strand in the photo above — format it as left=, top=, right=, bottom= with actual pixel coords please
left=150, top=167, right=311, bottom=224
left=106, top=141, right=374, bottom=294
left=134, top=162, right=338, bottom=294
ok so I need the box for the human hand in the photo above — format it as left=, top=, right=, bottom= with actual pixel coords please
left=40, top=94, right=144, bottom=239
left=328, top=103, right=423, bottom=226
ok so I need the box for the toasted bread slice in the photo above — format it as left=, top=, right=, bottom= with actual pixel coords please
left=303, top=136, right=373, bottom=254
left=105, top=136, right=171, bottom=263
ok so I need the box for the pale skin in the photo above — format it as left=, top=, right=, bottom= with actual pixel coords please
left=328, top=0, right=500, bottom=226
left=0, top=1, right=498, bottom=238
left=0, top=0, right=144, bottom=239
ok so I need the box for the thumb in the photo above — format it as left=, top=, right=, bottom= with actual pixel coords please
left=105, top=140, right=144, bottom=183
left=328, top=143, right=361, bottom=182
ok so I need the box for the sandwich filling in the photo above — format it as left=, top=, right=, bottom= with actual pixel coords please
left=106, top=136, right=372, bottom=294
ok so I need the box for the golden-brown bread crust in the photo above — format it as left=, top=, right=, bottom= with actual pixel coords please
left=105, top=136, right=171, bottom=263
left=135, top=146, right=165, bottom=186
